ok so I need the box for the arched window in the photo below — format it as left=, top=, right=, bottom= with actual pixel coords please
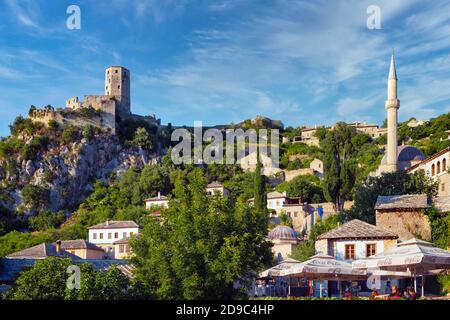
left=432, top=164, right=436, bottom=176
left=443, top=158, right=447, bottom=172
left=437, top=161, right=441, bottom=174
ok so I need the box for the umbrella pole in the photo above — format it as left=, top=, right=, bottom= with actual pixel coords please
left=338, top=280, right=341, bottom=299
left=422, top=275, right=425, bottom=298
left=414, top=276, right=417, bottom=293
left=288, top=279, right=291, bottom=297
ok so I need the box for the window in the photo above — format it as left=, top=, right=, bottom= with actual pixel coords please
left=443, top=158, right=447, bottom=171
left=366, top=243, right=377, bottom=257
left=99, top=233, right=103, bottom=239
left=432, top=164, right=436, bottom=176
left=93, top=233, right=97, bottom=240
left=437, top=161, right=441, bottom=174
left=115, top=70, right=118, bottom=74
left=108, top=233, right=112, bottom=239
left=294, top=212, right=298, bottom=218
left=114, top=232, right=118, bottom=239
left=123, top=232, right=127, bottom=239
left=345, top=244, right=356, bottom=260
left=118, top=85, right=121, bottom=89
left=119, top=245, right=124, bottom=253
left=442, top=183, right=445, bottom=192
left=125, top=245, right=130, bottom=253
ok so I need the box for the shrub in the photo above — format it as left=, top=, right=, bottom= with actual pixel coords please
left=48, top=120, right=59, bottom=131
left=21, top=185, right=50, bottom=212
left=28, top=211, right=65, bottom=231
left=62, top=125, right=79, bottom=144
left=82, top=124, right=95, bottom=140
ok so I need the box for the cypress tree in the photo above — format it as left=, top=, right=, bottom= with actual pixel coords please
left=253, top=149, right=267, bottom=215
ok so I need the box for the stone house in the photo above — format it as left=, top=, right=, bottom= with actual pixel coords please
left=315, top=219, right=398, bottom=260
left=88, top=220, right=140, bottom=259
left=375, top=194, right=432, bottom=241
left=145, top=192, right=169, bottom=209
left=5, top=240, right=105, bottom=260
left=205, top=182, right=230, bottom=196
left=315, top=219, right=399, bottom=295
left=239, top=152, right=282, bottom=176
left=407, top=147, right=450, bottom=197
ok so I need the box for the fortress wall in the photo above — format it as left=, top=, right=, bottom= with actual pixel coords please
left=30, top=109, right=116, bottom=135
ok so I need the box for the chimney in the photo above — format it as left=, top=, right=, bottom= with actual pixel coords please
left=56, top=240, right=62, bottom=255
left=106, top=220, right=110, bottom=227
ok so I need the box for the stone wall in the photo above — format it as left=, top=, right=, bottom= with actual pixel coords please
left=315, top=239, right=329, bottom=255
left=283, top=168, right=315, bottom=182
left=66, top=97, right=82, bottom=110
left=30, top=108, right=116, bottom=135
left=376, top=210, right=432, bottom=241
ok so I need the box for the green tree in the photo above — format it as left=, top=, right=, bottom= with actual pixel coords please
left=253, top=152, right=267, bottom=215
left=62, top=125, right=79, bottom=144
left=290, top=214, right=344, bottom=262
left=82, top=124, right=95, bottom=140
left=48, top=120, right=59, bottom=131
left=131, top=168, right=272, bottom=299
left=28, top=105, right=37, bottom=117
left=5, top=257, right=72, bottom=300
left=132, top=127, right=153, bottom=151
left=21, top=185, right=50, bottom=212
left=347, top=171, right=438, bottom=224
left=286, top=177, right=314, bottom=203
left=28, top=211, right=65, bottom=231
left=279, top=212, right=293, bottom=227
left=322, top=123, right=357, bottom=211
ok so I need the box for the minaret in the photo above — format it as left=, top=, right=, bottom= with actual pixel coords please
left=385, top=52, right=400, bottom=172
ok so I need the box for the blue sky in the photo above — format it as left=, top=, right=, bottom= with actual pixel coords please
left=1, top=0, right=450, bottom=137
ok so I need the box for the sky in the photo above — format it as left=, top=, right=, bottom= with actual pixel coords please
left=1, top=0, right=450, bottom=137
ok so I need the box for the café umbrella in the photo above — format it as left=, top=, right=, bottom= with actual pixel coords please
left=259, top=258, right=302, bottom=278
left=260, top=254, right=367, bottom=298
left=352, top=239, right=450, bottom=296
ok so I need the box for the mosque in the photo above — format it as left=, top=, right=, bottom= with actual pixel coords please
left=375, top=53, right=426, bottom=176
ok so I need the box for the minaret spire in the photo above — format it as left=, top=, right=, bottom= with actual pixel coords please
left=385, top=50, right=400, bottom=173
left=389, top=50, right=397, bottom=80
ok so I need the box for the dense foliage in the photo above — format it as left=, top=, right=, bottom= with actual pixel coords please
left=130, top=168, right=272, bottom=299
left=3, top=257, right=132, bottom=300
left=347, top=171, right=438, bottom=224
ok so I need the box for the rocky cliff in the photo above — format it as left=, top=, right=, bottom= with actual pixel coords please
left=0, top=134, right=159, bottom=214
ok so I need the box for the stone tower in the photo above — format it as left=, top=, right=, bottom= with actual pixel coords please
left=385, top=53, right=400, bottom=173
left=105, top=66, right=131, bottom=116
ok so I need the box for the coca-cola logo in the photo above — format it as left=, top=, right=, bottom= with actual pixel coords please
left=328, top=268, right=342, bottom=274
left=404, top=255, right=422, bottom=264
left=377, top=258, right=392, bottom=266
left=353, top=261, right=367, bottom=268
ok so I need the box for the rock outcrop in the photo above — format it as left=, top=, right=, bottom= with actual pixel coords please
left=0, top=134, right=159, bottom=213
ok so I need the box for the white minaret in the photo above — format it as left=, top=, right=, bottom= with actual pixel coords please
left=385, top=52, right=400, bottom=173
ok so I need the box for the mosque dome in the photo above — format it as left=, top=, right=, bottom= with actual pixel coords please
left=380, top=145, right=426, bottom=167
left=268, top=225, right=299, bottom=241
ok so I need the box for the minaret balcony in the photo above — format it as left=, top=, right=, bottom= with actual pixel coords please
left=385, top=99, right=400, bottom=110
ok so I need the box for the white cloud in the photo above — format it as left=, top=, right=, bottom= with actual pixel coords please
left=5, top=0, right=40, bottom=28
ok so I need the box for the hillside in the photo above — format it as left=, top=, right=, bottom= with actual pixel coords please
left=0, top=112, right=170, bottom=237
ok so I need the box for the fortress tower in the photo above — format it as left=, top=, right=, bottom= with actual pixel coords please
left=385, top=53, right=400, bottom=173
left=105, top=66, right=131, bottom=116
